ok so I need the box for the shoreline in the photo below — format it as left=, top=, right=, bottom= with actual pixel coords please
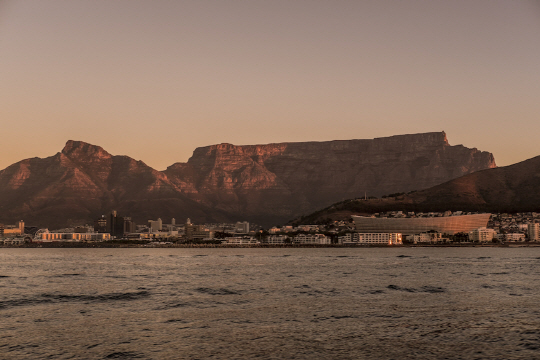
left=2, top=242, right=540, bottom=249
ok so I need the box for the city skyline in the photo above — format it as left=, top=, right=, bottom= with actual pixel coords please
left=1, top=0, right=539, bottom=171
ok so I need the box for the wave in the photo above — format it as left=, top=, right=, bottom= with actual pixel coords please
left=0, top=291, right=150, bottom=310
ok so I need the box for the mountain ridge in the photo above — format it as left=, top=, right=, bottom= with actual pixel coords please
left=0, top=132, right=496, bottom=228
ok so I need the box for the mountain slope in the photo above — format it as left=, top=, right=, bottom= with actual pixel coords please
left=0, top=141, right=227, bottom=228
left=291, top=155, right=540, bottom=224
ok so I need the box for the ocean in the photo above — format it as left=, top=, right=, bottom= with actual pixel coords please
left=1, top=247, right=539, bottom=359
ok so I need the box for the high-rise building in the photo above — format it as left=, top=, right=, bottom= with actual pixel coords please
left=123, top=217, right=135, bottom=234
left=528, top=223, right=539, bottom=241
left=109, top=211, right=125, bottom=238
left=94, top=215, right=108, bottom=233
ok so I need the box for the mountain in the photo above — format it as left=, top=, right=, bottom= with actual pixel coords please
left=291, top=155, right=540, bottom=224
left=0, top=141, right=228, bottom=228
left=0, top=132, right=495, bottom=228
left=164, top=131, right=495, bottom=225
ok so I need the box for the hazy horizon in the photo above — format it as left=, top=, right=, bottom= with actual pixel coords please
left=1, top=0, right=539, bottom=170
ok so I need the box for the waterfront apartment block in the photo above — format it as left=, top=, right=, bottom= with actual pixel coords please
left=38, top=231, right=111, bottom=242
left=411, top=232, right=444, bottom=244
left=338, top=232, right=402, bottom=245
left=358, top=233, right=402, bottom=245
left=222, top=236, right=259, bottom=245
left=293, top=233, right=331, bottom=245
left=468, top=227, right=497, bottom=242
left=264, top=235, right=289, bottom=244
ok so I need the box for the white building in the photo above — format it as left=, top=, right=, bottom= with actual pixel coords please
left=338, top=232, right=361, bottom=245
left=38, top=231, right=111, bottom=242
left=222, top=236, right=259, bottom=245
left=505, top=233, right=526, bottom=242
left=337, top=232, right=402, bottom=245
left=2, top=238, right=26, bottom=245
left=265, top=235, right=289, bottom=244
left=358, top=233, right=402, bottom=245
left=412, top=232, right=444, bottom=244
left=294, top=234, right=331, bottom=245
left=468, top=227, right=497, bottom=242
left=528, top=223, right=539, bottom=241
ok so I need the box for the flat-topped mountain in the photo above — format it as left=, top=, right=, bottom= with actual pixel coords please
left=164, top=132, right=495, bottom=224
left=0, top=132, right=495, bottom=228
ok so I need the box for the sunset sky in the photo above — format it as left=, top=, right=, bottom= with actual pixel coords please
left=1, top=0, right=539, bottom=170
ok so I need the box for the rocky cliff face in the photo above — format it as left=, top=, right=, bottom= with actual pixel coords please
left=164, top=132, right=495, bottom=225
left=0, top=132, right=495, bottom=228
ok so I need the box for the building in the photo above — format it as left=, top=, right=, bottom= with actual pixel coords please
left=109, top=211, right=125, bottom=238
left=264, top=235, right=289, bottom=244
left=338, top=232, right=360, bottom=244
left=94, top=215, right=108, bottom=233
left=293, top=234, right=331, bottom=245
left=148, top=218, right=163, bottom=232
left=127, top=231, right=178, bottom=240
left=468, top=227, right=497, bottom=242
left=352, top=213, right=491, bottom=235
left=504, top=233, right=526, bottom=242
left=235, top=221, right=250, bottom=234
left=411, top=232, right=444, bottom=244
left=104, top=211, right=135, bottom=238
left=185, top=218, right=213, bottom=240
left=222, top=236, right=259, bottom=245
left=123, top=217, right=136, bottom=234
left=358, top=233, right=402, bottom=245
left=0, top=220, right=24, bottom=237
left=528, top=223, right=539, bottom=241
left=37, top=231, right=111, bottom=242
left=337, top=232, right=402, bottom=245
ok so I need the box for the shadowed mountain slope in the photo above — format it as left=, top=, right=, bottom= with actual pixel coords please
left=291, top=155, right=540, bottom=224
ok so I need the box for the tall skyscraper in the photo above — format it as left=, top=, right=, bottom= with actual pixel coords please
left=109, top=211, right=125, bottom=238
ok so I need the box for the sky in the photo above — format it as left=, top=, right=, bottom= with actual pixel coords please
left=1, top=0, right=539, bottom=170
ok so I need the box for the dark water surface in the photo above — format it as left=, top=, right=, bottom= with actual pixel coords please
left=1, top=248, right=540, bottom=359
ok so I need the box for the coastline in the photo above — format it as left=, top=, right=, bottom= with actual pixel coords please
left=2, top=242, right=540, bottom=249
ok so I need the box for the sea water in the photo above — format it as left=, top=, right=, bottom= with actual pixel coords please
left=1, top=247, right=539, bottom=359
